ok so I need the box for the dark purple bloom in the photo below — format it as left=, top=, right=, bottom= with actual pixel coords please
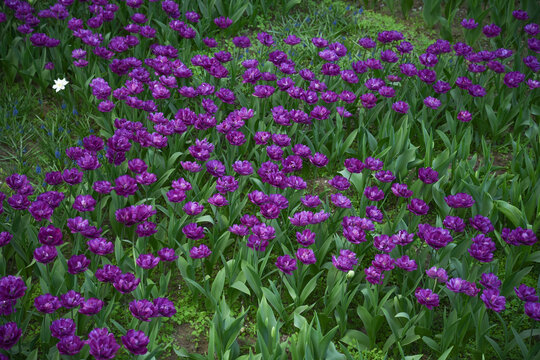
left=365, top=266, right=384, bottom=285
left=395, top=255, right=417, bottom=271
left=129, top=299, right=156, bottom=321
left=391, top=183, right=413, bottom=198
left=469, top=215, right=494, bottom=234
left=328, top=176, right=350, bottom=191
left=331, top=193, right=352, bottom=208
left=524, top=302, right=540, bottom=321
left=366, top=205, right=383, bottom=223
left=275, top=255, right=297, bottom=275
left=408, top=198, right=429, bottom=215
left=114, top=175, right=138, bottom=197
left=461, top=18, right=478, bottom=29
left=34, top=245, right=58, bottom=264
left=68, top=254, right=90, bottom=274
left=481, top=289, right=506, bottom=312
left=415, top=288, right=439, bottom=309
left=296, top=248, right=316, bottom=265
left=0, top=232, right=12, bottom=247
left=443, top=216, right=466, bottom=232
left=136, top=253, right=160, bottom=269
left=332, top=249, right=358, bottom=272
left=63, top=168, right=83, bottom=185
left=0, top=322, right=22, bottom=350
left=257, top=32, right=274, bottom=46
left=153, top=297, right=176, bottom=317
left=372, top=253, right=394, bottom=271
left=503, top=71, right=525, bottom=88
left=514, top=284, right=539, bottom=302
left=34, top=294, right=61, bottom=313
left=417, top=223, right=453, bottom=249
left=469, top=234, right=496, bottom=262
left=483, top=24, right=501, bottom=37
left=113, top=273, right=140, bottom=294
left=457, top=110, right=472, bottom=122
left=480, top=273, right=501, bottom=290
left=445, top=193, right=475, bottom=208
left=364, top=186, right=384, bottom=201
left=57, top=335, right=85, bottom=355
left=79, top=298, right=104, bottom=315
left=373, top=235, right=396, bottom=253
left=60, top=290, right=84, bottom=309
left=0, top=275, right=27, bottom=300
left=309, top=153, right=328, bottom=167
left=50, top=318, right=76, bottom=338
left=189, top=244, right=211, bottom=259
left=87, top=328, right=120, bottom=360
left=392, top=101, right=409, bottom=114
left=296, top=229, right=316, bottom=247
left=392, top=230, right=414, bottom=246
left=208, top=193, right=228, bottom=207
left=426, top=267, right=448, bottom=283
left=95, top=265, right=122, bottom=283
left=524, top=23, right=539, bottom=36
left=122, top=329, right=149, bottom=355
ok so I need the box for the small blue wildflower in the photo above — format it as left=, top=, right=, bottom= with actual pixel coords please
left=58, top=126, right=64, bottom=132
left=73, top=108, right=78, bottom=116
left=36, top=165, right=41, bottom=174
left=55, top=149, right=61, bottom=159
left=47, top=131, right=52, bottom=136
left=13, top=108, right=18, bottom=116
left=61, top=103, right=66, bottom=110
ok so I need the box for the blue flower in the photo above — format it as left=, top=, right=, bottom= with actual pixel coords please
left=36, top=165, right=41, bottom=174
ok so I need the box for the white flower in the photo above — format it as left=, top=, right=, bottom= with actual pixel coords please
left=52, top=78, right=69, bottom=92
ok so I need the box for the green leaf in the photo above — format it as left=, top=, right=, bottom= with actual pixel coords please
left=231, top=280, right=251, bottom=295
left=211, top=268, right=226, bottom=301
left=437, top=346, right=454, bottom=360
left=495, top=200, right=525, bottom=227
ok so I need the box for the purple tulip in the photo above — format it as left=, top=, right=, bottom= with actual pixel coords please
left=275, top=255, right=297, bottom=275
left=415, top=288, right=439, bottom=309
left=417, top=224, right=453, bottom=249
left=514, top=284, right=539, bottom=302
left=87, top=328, right=121, bottom=360
left=445, top=193, right=475, bottom=208
left=296, top=248, right=316, bottom=265
left=67, top=254, right=91, bottom=274
left=113, top=273, right=140, bottom=293
left=60, top=290, right=84, bottom=309
left=395, top=255, right=417, bottom=271
left=0, top=275, right=27, bottom=300
left=332, top=249, right=358, bottom=272
left=136, top=254, right=160, bottom=269
left=153, top=297, right=177, bottom=317
left=34, top=294, right=61, bottom=313
left=79, top=298, right=104, bottom=315
left=122, top=329, right=150, bottom=355
left=481, top=289, right=506, bottom=312
left=426, top=267, right=448, bottom=283
left=189, top=244, right=211, bottom=259
left=0, top=322, right=22, bottom=350
left=50, top=318, right=76, bottom=338
left=480, top=273, right=501, bottom=290
left=57, top=335, right=85, bottom=355
left=524, top=302, right=540, bottom=321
